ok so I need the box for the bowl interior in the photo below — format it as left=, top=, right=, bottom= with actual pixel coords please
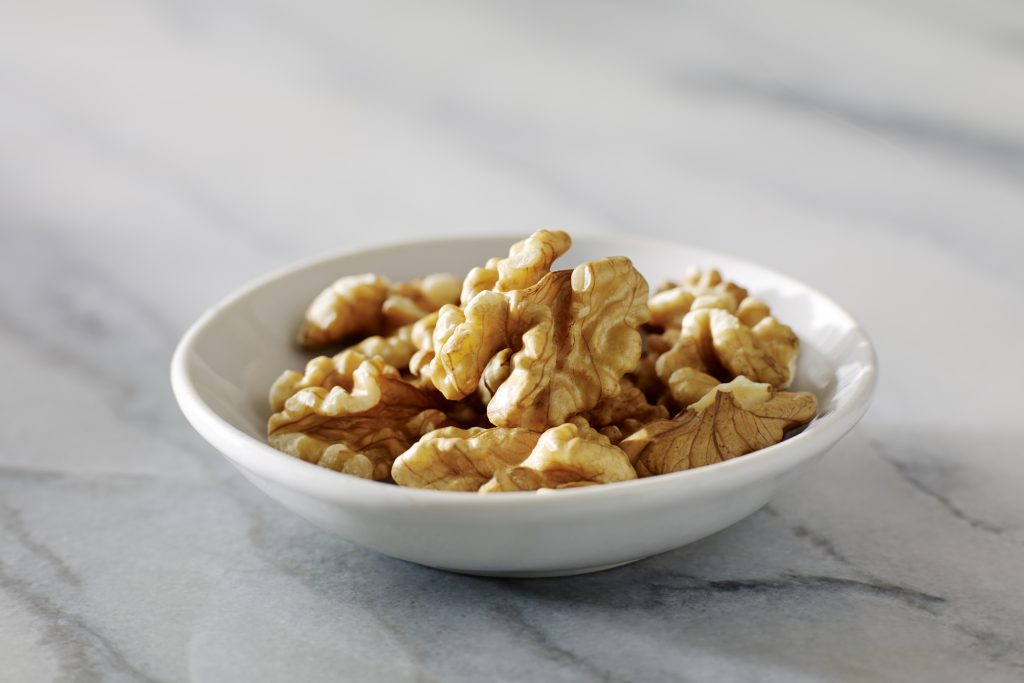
left=176, top=234, right=875, bottom=494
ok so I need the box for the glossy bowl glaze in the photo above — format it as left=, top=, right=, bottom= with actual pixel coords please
left=171, top=234, right=877, bottom=577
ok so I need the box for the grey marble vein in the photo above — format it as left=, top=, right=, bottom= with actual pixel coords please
left=2, top=0, right=1023, bottom=681
left=870, top=439, right=1011, bottom=537
left=0, top=560, right=167, bottom=683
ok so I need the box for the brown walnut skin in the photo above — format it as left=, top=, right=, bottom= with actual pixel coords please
left=268, top=356, right=449, bottom=481
left=584, top=377, right=669, bottom=443
left=620, top=380, right=817, bottom=476
left=431, top=251, right=650, bottom=432
left=486, top=256, right=650, bottom=431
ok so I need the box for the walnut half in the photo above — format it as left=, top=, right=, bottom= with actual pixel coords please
left=297, top=273, right=460, bottom=349
left=268, top=355, right=449, bottom=480
left=620, top=377, right=817, bottom=477
left=391, top=426, right=541, bottom=491
left=481, top=420, right=637, bottom=492
left=657, top=307, right=800, bottom=406
left=486, top=256, right=650, bottom=431
left=429, top=241, right=650, bottom=431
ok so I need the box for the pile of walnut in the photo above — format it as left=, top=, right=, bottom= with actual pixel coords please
left=267, top=230, right=817, bottom=492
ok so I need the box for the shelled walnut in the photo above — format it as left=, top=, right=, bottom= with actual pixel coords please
left=620, top=377, right=817, bottom=476
left=297, top=273, right=459, bottom=348
left=647, top=268, right=749, bottom=329
left=268, top=230, right=817, bottom=493
left=430, top=239, right=649, bottom=431
left=268, top=355, right=449, bottom=481
left=656, top=306, right=799, bottom=407
left=391, top=426, right=541, bottom=491
left=480, top=419, right=637, bottom=492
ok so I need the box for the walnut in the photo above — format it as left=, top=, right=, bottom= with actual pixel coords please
left=297, top=274, right=390, bottom=348
left=649, top=328, right=680, bottom=354
left=631, top=351, right=662, bottom=403
left=488, top=256, right=649, bottom=431
left=273, top=233, right=813, bottom=492
left=648, top=288, right=695, bottom=329
left=298, top=273, right=459, bottom=348
left=585, top=378, right=669, bottom=437
left=383, top=273, right=461, bottom=330
left=267, top=356, right=448, bottom=480
left=736, top=297, right=771, bottom=327
left=431, top=256, right=650, bottom=431
left=478, top=348, right=512, bottom=405
left=391, top=426, right=541, bottom=491
left=619, top=377, right=817, bottom=476
left=657, top=307, right=799, bottom=391
left=709, top=310, right=799, bottom=389
left=631, top=328, right=679, bottom=402
left=460, top=229, right=572, bottom=304
left=745, top=315, right=800, bottom=386
left=408, top=311, right=439, bottom=376
left=657, top=309, right=720, bottom=379
left=647, top=268, right=750, bottom=329
left=351, top=323, right=417, bottom=370
left=597, top=425, right=626, bottom=443
left=691, top=292, right=739, bottom=313
left=269, top=349, right=365, bottom=413
left=683, top=267, right=749, bottom=307
left=428, top=290, right=512, bottom=399
left=664, top=367, right=722, bottom=407
left=480, top=420, right=637, bottom=492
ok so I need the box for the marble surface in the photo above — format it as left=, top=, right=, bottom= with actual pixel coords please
left=2, top=1, right=1023, bottom=681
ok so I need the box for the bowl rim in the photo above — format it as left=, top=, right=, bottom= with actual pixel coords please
left=171, top=232, right=878, bottom=508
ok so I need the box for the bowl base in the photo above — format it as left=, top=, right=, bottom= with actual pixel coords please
left=439, top=558, right=643, bottom=578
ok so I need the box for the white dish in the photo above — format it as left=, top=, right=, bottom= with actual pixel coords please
left=171, top=234, right=877, bottom=577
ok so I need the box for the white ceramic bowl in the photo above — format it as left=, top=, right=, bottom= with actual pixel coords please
left=171, top=234, right=877, bottom=577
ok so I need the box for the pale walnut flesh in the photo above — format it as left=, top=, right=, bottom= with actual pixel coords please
left=647, top=268, right=750, bottom=330
left=478, top=348, right=512, bottom=405
left=709, top=309, right=799, bottom=389
left=298, top=273, right=459, bottom=349
left=736, top=297, right=771, bottom=327
left=648, top=288, right=695, bottom=330
left=269, top=349, right=365, bottom=413
left=431, top=254, right=650, bottom=430
left=656, top=309, right=722, bottom=382
left=480, top=420, right=637, bottom=492
left=682, top=267, right=749, bottom=307
left=382, top=273, right=461, bottom=331
left=351, top=323, right=417, bottom=371
left=487, top=256, right=650, bottom=431
left=408, top=311, right=439, bottom=377
left=460, top=229, right=572, bottom=304
left=298, top=274, right=390, bottom=348
left=665, top=367, right=722, bottom=408
left=428, top=291, right=512, bottom=400
left=620, top=378, right=817, bottom=477
left=268, top=357, right=448, bottom=481
left=657, top=308, right=799, bottom=391
left=391, top=427, right=541, bottom=491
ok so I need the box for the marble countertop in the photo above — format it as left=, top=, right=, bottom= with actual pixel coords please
left=3, top=1, right=1023, bottom=681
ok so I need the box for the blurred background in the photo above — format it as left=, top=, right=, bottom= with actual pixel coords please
left=3, top=2, right=1024, bottom=681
